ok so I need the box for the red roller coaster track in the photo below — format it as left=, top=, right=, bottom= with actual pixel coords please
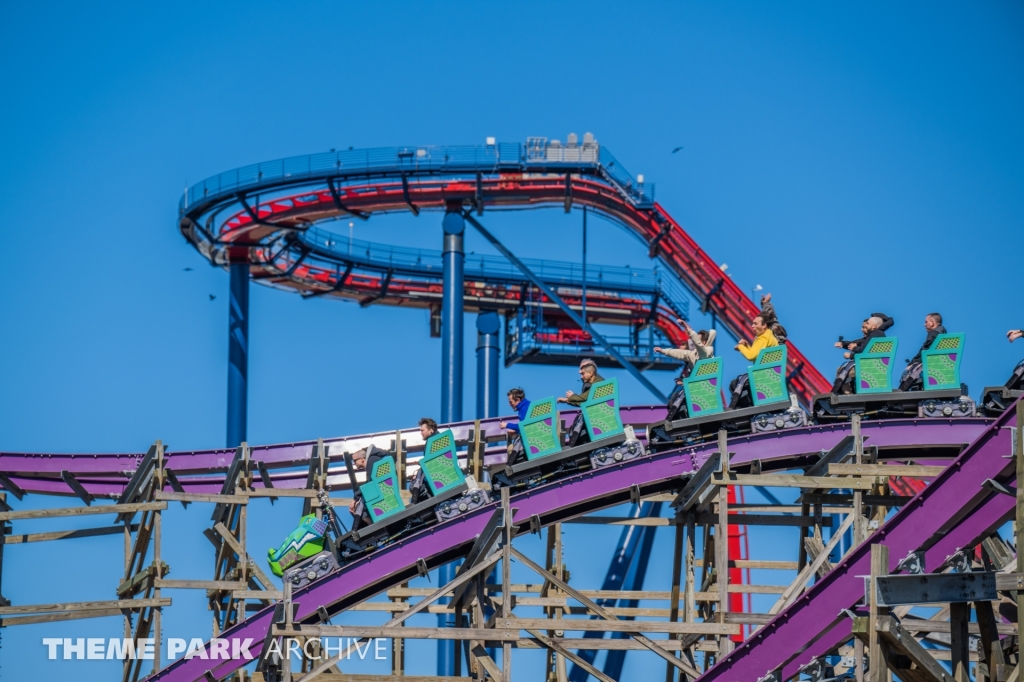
left=196, top=173, right=830, bottom=403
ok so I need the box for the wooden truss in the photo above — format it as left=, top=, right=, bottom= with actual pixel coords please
left=1, top=410, right=1023, bottom=681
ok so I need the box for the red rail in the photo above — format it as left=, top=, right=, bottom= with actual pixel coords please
left=210, top=174, right=830, bottom=402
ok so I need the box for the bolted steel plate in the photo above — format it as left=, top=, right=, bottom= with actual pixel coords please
left=875, top=571, right=996, bottom=607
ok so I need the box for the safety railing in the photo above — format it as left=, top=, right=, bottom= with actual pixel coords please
left=298, top=230, right=689, bottom=319
left=181, top=140, right=654, bottom=214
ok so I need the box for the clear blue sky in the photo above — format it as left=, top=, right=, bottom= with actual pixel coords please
left=1, top=2, right=1022, bottom=679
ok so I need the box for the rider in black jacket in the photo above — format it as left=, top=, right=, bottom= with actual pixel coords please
left=898, top=313, right=946, bottom=391
left=831, top=313, right=894, bottom=394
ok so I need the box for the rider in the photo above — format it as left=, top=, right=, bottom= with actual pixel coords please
left=728, top=314, right=779, bottom=409
left=759, top=293, right=788, bottom=345
left=500, top=388, right=531, bottom=465
left=558, top=359, right=604, bottom=446
left=830, top=313, right=894, bottom=394
left=655, top=322, right=716, bottom=371
left=898, top=313, right=946, bottom=391
left=347, top=444, right=388, bottom=530
left=1004, top=327, right=1024, bottom=391
left=558, top=358, right=604, bottom=407
left=655, top=321, right=716, bottom=420
left=408, top=417, right=439, bottom=505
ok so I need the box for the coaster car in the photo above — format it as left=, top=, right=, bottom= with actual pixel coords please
left=648, top=347, right=807, bottom=450
left=491, top=378, right=646, bottom=489
left=338, top=430, right=490, bottom=560
left=814, top=334, right=976, bottom=422
left=981, top=358, right=1024, bottom=417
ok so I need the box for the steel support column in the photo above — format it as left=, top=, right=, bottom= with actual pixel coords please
left=439, top=205, right=465, bottom=676
left=464, top=212, right=668, bottom=403
left=441, top=206, right=465, bottom=424
left=476, top=311, right=500, bottom=419
left=226, top=261, right=249, bottom=448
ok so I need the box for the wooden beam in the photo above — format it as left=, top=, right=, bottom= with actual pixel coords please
left=1, top=607, right=126, bottom=627
left=296, top=552, right=503, bottom=681
left=154, top=491, right=248, bottom=504
left=799, top=493, right=914, bottom=506
left=717, top=429, right=732, bottom=656
left=61, top=470, right=94, bottom=505
left=872, top=615, right=954, bottom=682
left=213, top=522, right=276, bottom=591
left=471, top=644, right=506, bottom=680
left=672, top=452, right=721, bottom=511
left=768, top=512, right=853, bottom=615
left=869, top=544, right=889, bottom=682
left=828, top=463, right=946, bottom=478
left=1017, top=400, right=1023, bottom=675
left=974, top=599, right=1006, bottom=677
left=0, top=501, right=166, bottom=522
left=280, top=624, right=519, bottom=641
left=510, top=547, right=702, bottom=679
left=155, top=579, right=247, bottom=590
left=233, top=590, right=283, bottom=600
left=0, top=473, right=26, bottom=501
left=712, top=473, right=873, bottom=489
left=949, top=601, right=970, bottom=682
left=0, top=598, right=171, bottom=615
left=496, top=617, right=738, bottom=635
left=504, top=612, right=615, bottom=682
left=899, top=619, right=1016, bottom=636
left=258, top=674, right=468, bottom=682
left=3, top=523, right=139, bottom=544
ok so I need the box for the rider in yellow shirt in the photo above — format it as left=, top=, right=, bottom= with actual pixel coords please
left=735, top=315, right=778, bottom=361
left=729, top=315, right=779, bottom=408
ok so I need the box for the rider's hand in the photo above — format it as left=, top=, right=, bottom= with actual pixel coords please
left=653, top=346, right=663, bottom=354
left=834, top=341, right=843, bottom=348
left=1009, top=329, right=1024, bottom=342
left=847, top=343, right=857, bottom=350
left=761, top=293, right=771, bottom=304
left=564, top=390, right=574, bottom=398
left=843, top=352, right=852, bottom=359
left=556, top=396, right=568, bottom=403
left=348, top=500, right=357, bottom=513
left=499, top=421, right=507, bottom=429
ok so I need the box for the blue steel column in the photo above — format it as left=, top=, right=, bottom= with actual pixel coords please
left=439, top=204, right=464, bottom=676
left=226, top=261, right=250, bottom=448
left=476, top=311, right=500, bottom=419
left=441, top=205, right=465, bottom=423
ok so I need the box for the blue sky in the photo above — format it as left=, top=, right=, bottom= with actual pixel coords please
left=1, top=2, right=1022, bottom=679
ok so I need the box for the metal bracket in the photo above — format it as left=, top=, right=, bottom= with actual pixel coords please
left=896, top=550, right=925, bottom=575
left=416, top=558, right=430, bottom=580
left=947, top=548, right=973, bottom=573
left=982, top=478, right=1015, bottom=497
left=529, top=514, right=542, bottom=535
left=316, top=605, right=332, bottom=624
left=756, top=670, right=781, bottom=682
left=630, top=484, right=642, bottom=506
left=796, top=658, right=826, bottom=682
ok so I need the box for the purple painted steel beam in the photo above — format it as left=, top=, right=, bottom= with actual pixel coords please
left=780, top=488, right=1015, bottom=677
left=143, top=418, right=984, bottom=682
left=0, top=406, right=669, bottom=497
left=698, top=403, right=1019, bottom=682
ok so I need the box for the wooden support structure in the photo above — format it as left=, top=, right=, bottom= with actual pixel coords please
left=4, top=410, right=1024, bottom=682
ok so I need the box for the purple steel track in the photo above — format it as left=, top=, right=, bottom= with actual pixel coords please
left=698, top=403, right=1019, bottom=681
left=142, top=417, right=991, bottom=682
left=0, top=406, right=666, bottom=498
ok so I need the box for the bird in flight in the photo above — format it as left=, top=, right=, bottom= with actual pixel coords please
left=183, top=267, right=193, bottom=271
left=672, top=146, right=684, bottom=153
left=209, top=294, right=216, bottom=301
